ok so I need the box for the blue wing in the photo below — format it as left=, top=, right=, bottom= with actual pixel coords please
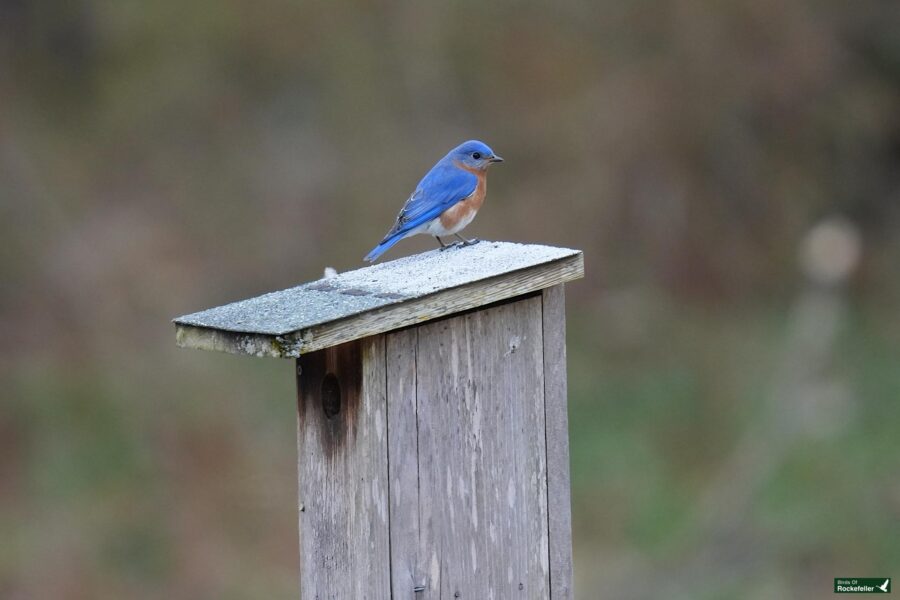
left=390, top=163, right=477, bottom=235
left=365, top=162, right=477, bottom=261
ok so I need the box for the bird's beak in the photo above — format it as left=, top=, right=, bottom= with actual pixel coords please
left=489, top=154, right=504, bottom=163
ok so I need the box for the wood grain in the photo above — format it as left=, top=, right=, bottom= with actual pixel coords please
left=294, top=294, right=575, bottom=598
left=388, top=297, right=551, bottom=598
left=385, top=328, right=424, bottom=598
left=542, top=285, right=574, bottom=599
left=296, top=336, right=391, bottom=599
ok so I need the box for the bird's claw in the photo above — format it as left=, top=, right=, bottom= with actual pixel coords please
left=439, top=242, right=463, bottom=251
left=439, top=238, right=480, bottom=252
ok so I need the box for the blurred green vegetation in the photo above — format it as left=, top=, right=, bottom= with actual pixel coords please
left=1, top=1, right=898, bottom=598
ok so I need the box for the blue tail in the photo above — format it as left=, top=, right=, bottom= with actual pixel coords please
left=364, top=234, right=404, bottom=262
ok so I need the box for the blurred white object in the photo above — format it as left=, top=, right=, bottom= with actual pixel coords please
left=799, top=217, right=862, bottom=286
left=323, top=267, right=338, bottom=279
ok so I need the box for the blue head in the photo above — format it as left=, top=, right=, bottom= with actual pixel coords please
left=446, top=140, right=504, bottom=170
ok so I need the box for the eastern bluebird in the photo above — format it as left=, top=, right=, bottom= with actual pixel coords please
left=364, top=140, right=503, bottom=262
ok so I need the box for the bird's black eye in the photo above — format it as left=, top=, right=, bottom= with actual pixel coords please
left=472, top=152, right=481, bottom=160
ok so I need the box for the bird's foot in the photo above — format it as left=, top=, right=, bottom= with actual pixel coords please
left=453, top=234, right=481, bottom=248
left=438, top=237, right=480, bottom=252
left=440, top=242, right=466, bottom=251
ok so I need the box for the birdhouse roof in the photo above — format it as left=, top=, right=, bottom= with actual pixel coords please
left=174, top=241, right=583, bottom=358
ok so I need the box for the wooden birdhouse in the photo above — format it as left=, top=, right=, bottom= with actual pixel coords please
left=174, top=241, right=584, bottom=599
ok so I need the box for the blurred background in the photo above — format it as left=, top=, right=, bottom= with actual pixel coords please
left=2, top=1, right=899, bottom=598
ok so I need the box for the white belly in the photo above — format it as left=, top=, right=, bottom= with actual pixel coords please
left=406, top=209, right=477, bottom=237
left=428, top=209, right=477, bottom=235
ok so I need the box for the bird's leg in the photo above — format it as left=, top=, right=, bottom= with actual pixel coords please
left=436, top=236, right=451, bottom=251
left=454, top=233, right=481, bottom=247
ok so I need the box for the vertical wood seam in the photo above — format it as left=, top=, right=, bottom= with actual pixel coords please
left=542, top=285, right=574, bottom=599
left=414, top=328, right=422, bottom=553
left=540, top=292, right=554, bottom=598
left=385, top=338, right=395, bottom=600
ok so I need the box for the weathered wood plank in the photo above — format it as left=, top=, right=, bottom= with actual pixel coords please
left=174, top=242, right=584, bottom=358
left=385, top=328, right=424, bottom=598
left=394, top=296, right=550, bottom=598
left=542, top=285, right=574, bottom=599
left=296, top=336, right=391, bottom=599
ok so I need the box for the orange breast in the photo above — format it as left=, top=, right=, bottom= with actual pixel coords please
left=440, top=164, right=487, bottom=231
